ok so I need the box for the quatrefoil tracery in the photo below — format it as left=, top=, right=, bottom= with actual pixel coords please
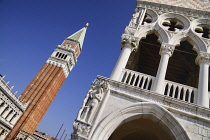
left=195, top=25, right=210, bottom=39
left=143, top=14, right=152, bottom=25
left=162, top=19, right=184, bottom=32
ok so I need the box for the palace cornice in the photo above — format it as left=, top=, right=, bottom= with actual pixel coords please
left=137, top=1, right=210, bottom=20
left=97, top=75, right=210, bottom=123
left=0, top=79, right=26, bottom=112
left=0, top=89, right=26, bottom=113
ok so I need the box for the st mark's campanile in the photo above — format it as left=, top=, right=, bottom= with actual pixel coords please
left=6, top=24, right=88, bottom=139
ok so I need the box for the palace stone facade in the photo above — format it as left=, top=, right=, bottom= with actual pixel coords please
left=71, top=0, right=210, bottom=140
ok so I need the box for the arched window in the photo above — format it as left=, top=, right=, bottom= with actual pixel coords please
left=64, top=55, right=67, bottom=59
left=58, top=53, right=62, bottom=58
left=126, top=34, right=161, bottom=77
left=55, top=52, right=59, bottom=57
left=167, top=41, right=198, bottom=88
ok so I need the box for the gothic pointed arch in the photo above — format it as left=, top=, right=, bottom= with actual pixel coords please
left=126, top=33, right=161, bottom=77
left=135, top=27, right=170, bottom=44
left=166, top=39, right=199, bottom=88
left=169, top=31, right=207, bottom=53
left=90, top=102, right=190, bottom=140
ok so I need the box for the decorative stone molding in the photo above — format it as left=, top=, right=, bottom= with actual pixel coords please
left=159, top=15, right=188, bottom=32
left=195, top=52, right=210, bottom=65
left=142, top=13, right=153, bottom=25
left=159, top=43, right=175, bottom=57
left=71, top=121, right=91, bottom=139
left=0, top=78, right=25, bottom=132
left=137, top=0, right=210, bottom=12
left=0, top=126, right=9, bottom=140
left=191, top=19, right=210, bottom=42
left=121, top=34, right=139, bottom=51
left=137, top=1, right=210, bottom=19
left=46, top=59, right=73, bottom=77
left=95, top=76, right=210, bottom=120
left=91, top=102, right=190, bottom=140
left=128, top=8, right=141, bottom=28
left=125, top=3, right=210, bottom=52
left=194, top=25, right=210, bottom=39
left=0, top=77, right=26, bottom=111
left=14, top=130, right=36, bottom=140
left=128, top=7, right=148, bottom=29
left=76, top=78, right=109, bottom=124
left=142, top=9, right=158, bottom=25
left=124, top=27, right=137, bottom=36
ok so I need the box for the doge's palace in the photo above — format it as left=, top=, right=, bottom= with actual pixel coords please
left=71, top=0, right=210, bottom=140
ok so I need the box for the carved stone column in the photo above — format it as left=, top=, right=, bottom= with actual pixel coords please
left=0, top=103, right=6, bottom=115
left=1, top=107, right=11, bottom=119
left=196, top=52, right=210, bottom=108
left=110, top=34, right=139, bottom=81
left=11, top=114, right=19, bottom=125
left=152, top=43, right=175, bottom=94
left=6, top=110, right=15, bottom=122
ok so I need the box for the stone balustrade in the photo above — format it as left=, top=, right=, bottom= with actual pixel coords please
left=120, top=69, right=154, bottom=91
left=164, top=80, right=197, bottom=103
left=119, top=69, right=208, bottom=106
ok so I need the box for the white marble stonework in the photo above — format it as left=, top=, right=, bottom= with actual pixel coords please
left=137, top=0, right=210, bottom=11
left=72, top=0, right=210, bottom=139
left=0, top=76, right=26, bottom=140
left=47, top=44, right=78, bottom=78
left=72, top=76, right=210, bottom=140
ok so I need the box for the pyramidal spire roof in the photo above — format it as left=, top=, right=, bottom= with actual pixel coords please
left=67, top=23, right=89, bottom=50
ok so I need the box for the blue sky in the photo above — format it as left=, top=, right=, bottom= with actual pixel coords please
left=0, top=0, right=135, bottom=138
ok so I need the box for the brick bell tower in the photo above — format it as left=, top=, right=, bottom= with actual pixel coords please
left=6, top=24, right=88, bottom=139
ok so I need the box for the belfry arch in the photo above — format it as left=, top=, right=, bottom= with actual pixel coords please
left=90, top=103, right=190, bottom=140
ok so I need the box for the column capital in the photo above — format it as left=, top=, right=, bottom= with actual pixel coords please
left=159, top=43, right=175, bottom=57
left=196, top=52, right=210, bottom=65
left=121, top=34, right=139, bottom=52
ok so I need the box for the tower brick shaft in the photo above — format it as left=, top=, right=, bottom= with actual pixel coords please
left=6, top=25, right=88, bottom=139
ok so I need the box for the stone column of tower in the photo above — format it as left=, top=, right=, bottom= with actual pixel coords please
left=6, top=24, right=88, bottom=139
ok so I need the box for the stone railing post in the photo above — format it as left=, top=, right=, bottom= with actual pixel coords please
left=196, top=52, right=210, bottom=108
left=152, top=43, right=175, bottom=94
left=110, top=34, right=139, bottom=81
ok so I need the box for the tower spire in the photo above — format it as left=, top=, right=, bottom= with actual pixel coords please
left=67, top=23, right=89, bottom=50
left=6, top=25, right=88, bottom=139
